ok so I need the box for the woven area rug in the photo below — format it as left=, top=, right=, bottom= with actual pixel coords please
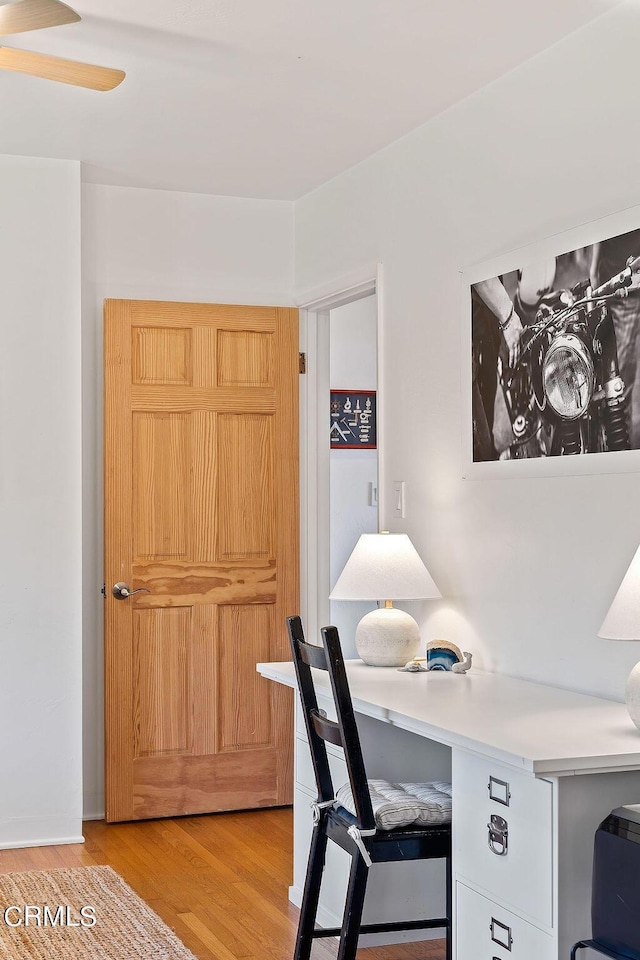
left=0, top=866, right=198, bottom=959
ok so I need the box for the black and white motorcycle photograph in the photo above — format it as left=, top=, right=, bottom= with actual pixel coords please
left=471, top=228, right=640, bottom=462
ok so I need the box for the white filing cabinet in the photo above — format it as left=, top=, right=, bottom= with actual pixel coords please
left=453, top=752, right=553, bottom=929
left=453, top=751, right=555, bottom=959
left=452, top=750, right=640, bottom=960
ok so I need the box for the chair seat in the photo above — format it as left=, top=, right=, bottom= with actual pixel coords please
left=336, top=778, right=452, bottom=829
left=326, top=804, right=451, bottom=865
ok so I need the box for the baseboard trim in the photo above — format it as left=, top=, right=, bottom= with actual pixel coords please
left=0, top=834, right=84, bottom=851
left=0, top=815, right=84, bottom=851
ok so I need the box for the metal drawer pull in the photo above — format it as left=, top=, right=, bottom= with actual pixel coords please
left=490, top=917, right=513, bottom=951
left=488, top=775, right=511, bottom=806
left=488, top=813, right=509, bottom=856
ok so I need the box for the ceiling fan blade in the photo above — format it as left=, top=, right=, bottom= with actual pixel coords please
left=0, top=46, right=125, bottom=89
left=0, top=0, right=80, bottom=37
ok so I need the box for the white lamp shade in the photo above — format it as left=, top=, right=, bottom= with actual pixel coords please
left=599, top=544, right=640, bottom=640
left=330, top=533, right=441, bottom=601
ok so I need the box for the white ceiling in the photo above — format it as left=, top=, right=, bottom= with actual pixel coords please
left=0, top=0, right=621, bottom=200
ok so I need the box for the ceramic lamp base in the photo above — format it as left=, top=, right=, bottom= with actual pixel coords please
left=355, top=607, right=421, bottom=667
left=625, top=661, right=640, bottom=731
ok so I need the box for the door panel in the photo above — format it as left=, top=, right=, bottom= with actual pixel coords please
left=133, top=605, right=191, bottom=758
left=104, top=299, right=297, bottom=822
left=133, top=412, right=190, bottom=559
left=217, top=603, right=274, bottom=752
left=217, top=413, right=274, bottom=559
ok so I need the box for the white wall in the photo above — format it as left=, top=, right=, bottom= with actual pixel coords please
left=81, top=183, right=294, bottom=818
left=330, top=296, right=378, bottom=656
left=0, top=156, right=82, bottom=848
left=296, top=3, right=640, bottom=701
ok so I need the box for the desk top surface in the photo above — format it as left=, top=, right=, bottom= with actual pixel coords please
left=257, top=659, right=640, bottom=777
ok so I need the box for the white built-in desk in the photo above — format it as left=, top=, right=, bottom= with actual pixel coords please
left=257, top=660, right=640, bottom=960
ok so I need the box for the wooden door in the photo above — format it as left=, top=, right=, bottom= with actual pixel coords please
left=104, top=300, right=298, bottom=822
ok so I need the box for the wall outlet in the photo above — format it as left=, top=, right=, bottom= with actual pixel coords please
left=392, top=480, right=405, bottom=518
left=368, top=482, right=378, bottom=507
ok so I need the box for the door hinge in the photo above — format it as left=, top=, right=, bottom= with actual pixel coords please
left=299, top=352, right=307, bottom=374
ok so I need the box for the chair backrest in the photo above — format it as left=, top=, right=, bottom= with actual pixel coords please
left=287, top=616, right=375, bottom=831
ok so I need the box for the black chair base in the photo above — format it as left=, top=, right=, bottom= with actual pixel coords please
left=298, top=817, right=451, bottom=960
left=571, top=940, right=640, bottom=960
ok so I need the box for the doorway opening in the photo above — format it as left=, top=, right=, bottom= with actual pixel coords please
left=329, top=295, right=378, bottom=658
left=299, top=267, right=383, bottom=652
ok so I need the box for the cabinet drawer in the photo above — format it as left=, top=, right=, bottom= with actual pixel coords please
left=295, top=735, right=348, bottom=793
left=456, top=882, right=554, bottom=960
left=453, top=751, right=553, bottom=928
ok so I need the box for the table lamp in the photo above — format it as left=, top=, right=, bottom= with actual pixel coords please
left=598, top=542, right=640, bottom=730
left=329, top=532, right=441, bottom=667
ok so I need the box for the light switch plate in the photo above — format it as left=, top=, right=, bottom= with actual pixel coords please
left=392, top=480, right=405, bottom=518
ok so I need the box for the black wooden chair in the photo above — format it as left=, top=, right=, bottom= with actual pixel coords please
left=287, top=615, right=452, bottom=960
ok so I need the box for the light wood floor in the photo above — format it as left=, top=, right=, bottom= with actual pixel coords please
left=0, top=808, right=445, bottom=960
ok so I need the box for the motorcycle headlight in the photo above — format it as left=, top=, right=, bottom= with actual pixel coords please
left=542, top=334, right=594, bottom=420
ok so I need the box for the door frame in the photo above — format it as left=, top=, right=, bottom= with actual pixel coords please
left=297, top=262, right=385, bottom=646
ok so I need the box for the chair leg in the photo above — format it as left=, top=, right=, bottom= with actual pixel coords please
left=336, top=851, right=370, bottom=960
left=294, top=823, right=329, bottom=960
left=445, top=854, right=452, bottom=960
left=570, top=943, right=589, bottom=960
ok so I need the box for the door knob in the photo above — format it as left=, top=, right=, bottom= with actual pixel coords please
left=112, top=582, right=150, bottom=600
